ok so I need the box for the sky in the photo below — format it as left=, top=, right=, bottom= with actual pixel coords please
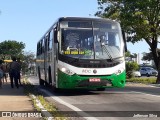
left=0, top=0, right=152, bottom=56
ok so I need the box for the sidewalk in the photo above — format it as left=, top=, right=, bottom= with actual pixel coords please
left=0, top=79, right=40, bottom=120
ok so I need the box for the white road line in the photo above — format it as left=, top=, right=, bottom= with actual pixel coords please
left=148, top=85, right=160, bottom=88
left=40, top=89, right=99, bottom=120
left=131, top=91, right=160, bottom=98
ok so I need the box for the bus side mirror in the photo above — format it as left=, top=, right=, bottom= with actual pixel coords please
left=122, top=30, right=127, bottom=52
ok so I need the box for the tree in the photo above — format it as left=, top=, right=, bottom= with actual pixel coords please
left=125, top=50, right=131, bottom=57
left=142, top=51, right=153, bottom=61
left=96, top=0, right=160, bottom=83
left=125, top=51, right=139, bottom=78
left=125, top=50, right=137, bottom=61
left=126, top=62, right=139, bottom=78
left=20, top=51, right=36, bottom=75
left=141, top=51, right=157, bottom=68
left=0, top=40, right=25, bottom=59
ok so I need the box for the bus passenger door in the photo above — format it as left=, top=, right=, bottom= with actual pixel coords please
left=53, top=43, right=58, bottom=87
left=44, top=34, right=50, bottom=84
left=52, top=26, right=58, bottom=88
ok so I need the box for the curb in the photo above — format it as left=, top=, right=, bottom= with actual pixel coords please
left=30, top=94, right=53, bottom=120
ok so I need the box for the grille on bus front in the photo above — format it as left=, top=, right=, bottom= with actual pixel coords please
left=58, top=54, right=121, bottom=68
left=70, top=61, right=120, bottom=68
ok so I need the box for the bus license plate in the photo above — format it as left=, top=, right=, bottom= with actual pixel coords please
left=89, top=78, right=101, bottom=82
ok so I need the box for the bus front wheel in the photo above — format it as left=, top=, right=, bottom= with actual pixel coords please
left=40, top=79, right=44, bottom=86
left=38, top=67, right=44, bottom=86
left=52, top=85, right=60, bottom=92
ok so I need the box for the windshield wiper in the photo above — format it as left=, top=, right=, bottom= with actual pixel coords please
left=100, top=42, right=113, bottom=61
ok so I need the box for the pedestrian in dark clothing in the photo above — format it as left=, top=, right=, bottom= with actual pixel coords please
left=0, top=60, right=4, bottom=88
left=17, top=58, right=22, bottom=86
left=9, top=56, right=20, bottom=88
left=1, top=63, right=8, bottom=83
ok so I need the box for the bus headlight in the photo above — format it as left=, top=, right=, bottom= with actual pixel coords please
left=115, top=68, right=124, bottom=75
left=60, top=67, right=75, bottom=75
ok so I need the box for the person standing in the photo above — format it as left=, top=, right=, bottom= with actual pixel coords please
left=0, top=60, right=4, bottom=88
left=0, top=68, right=3, bottom=88
left=1, top=62, right=8, bottom=83
left=9, top=56, right=20, bottom=88
left=17, top=58, right=22, bottom=86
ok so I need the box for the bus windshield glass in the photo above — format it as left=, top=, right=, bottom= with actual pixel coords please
left=60, top=20, right=124, bottom=59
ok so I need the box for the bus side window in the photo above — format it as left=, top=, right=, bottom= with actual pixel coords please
left=49, top=30, right=53, bottom=50
left=54, top=27, right=58, bottom=43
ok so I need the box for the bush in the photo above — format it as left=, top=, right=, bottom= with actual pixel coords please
left=126, top=62, right=139, bottom=78
left=127, top=78, right=156, bottom=84
left=126, top=71, right=134, bottom=79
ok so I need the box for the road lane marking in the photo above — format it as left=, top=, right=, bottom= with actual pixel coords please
left=131, top=91, right=160, bottom=98
left=149, top=85, right=160, bottom=88
left=40, top=89, right=99, bottom=120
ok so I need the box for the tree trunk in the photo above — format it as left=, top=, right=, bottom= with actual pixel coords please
left=156, top=55, right=160, bottom=84
left=156, top=62, right=160, bottom=84
left=151, top=47, right=160, bottom=84
left=152, top=50, right=160, bottom=84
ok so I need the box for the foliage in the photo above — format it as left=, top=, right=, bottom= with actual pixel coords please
left=20, top=51, right=36, bottom=75
left=126, top=71, right=134, bottom=79
left=125, top=50, right=131, bottom=57
left=23, top=80, right=67, bottom=120
left=126, top=62, right=139, bottom=78
left=96, top=0, right=160, bottom=43
left=142, top=51, right=153, bottom=61
left=96, top=0, right=160, bottom=83
left=126, top=61, right=139, bottom=71
left=0, top=40, right=25, bottom=59
left=126, top=50, right=137, bottom=62
left=0, top=40, right=36, bottom=75
left=127, top=77, right=156, bottom=84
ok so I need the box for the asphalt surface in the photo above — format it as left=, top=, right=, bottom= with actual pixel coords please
left=28, top=76, right=160, bottom=120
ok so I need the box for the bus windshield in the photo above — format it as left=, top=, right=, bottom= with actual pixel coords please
left=60, top=20, right=124, bottom=60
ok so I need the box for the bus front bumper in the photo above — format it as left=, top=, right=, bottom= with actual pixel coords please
left=58, top=70, right=126, bottom=89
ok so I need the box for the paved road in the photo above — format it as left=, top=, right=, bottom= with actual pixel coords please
left=28, top=76, right=160, bottom=120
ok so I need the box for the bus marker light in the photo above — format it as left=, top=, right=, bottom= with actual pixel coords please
left=61, top=68, right=66, bottom=72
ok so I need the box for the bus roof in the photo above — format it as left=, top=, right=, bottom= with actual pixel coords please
left=36, top=17, right=119, bottom=46
left=58, top=17, right=116, bottom=22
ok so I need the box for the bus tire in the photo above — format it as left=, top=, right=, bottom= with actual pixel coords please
left=38, top=66, right=44, bottom=86
left=52, top=85, right=60, bottom=92
left=45, top=81, right=49, bottom=87
left=40, top=79, right=44, bottom=86
left=97, top=88, right=106, bottom=91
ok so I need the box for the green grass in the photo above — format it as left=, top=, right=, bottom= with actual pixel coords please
left=23, top=79, right=68, bottom=120
left=37, top=95, right=68, bottom=120
left=127, top=77, right=157, bottom=84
